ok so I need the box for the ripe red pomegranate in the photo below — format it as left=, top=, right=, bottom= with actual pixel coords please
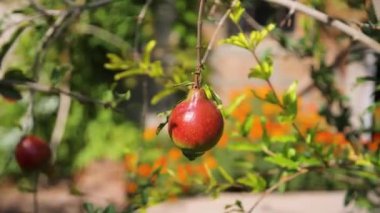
left=168, top=88, right=224, bottom=160
left=15, top=135, right=52, bottom=171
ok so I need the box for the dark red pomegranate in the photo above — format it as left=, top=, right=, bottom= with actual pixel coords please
left=15, top=135, right=51, bottom=171
left=168, top=88, right=224, bottom=160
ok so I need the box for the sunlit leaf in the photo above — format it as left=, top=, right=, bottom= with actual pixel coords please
left=151, top=88, right=176, bottom=105
left=248, top=57, right=273, bottom=80
left=237, top=173, right=266, bottom=192
left=227, top=141, right=262, bottom=152
left=240, top=114, right=254, bottom=137
left=229, top=1, right=245, bottom=24
left=143, top=40, right=156, bottom=64
left=278, top=81, right=298, bottom=122
left=114, top=69, right=145, bottom=80
left=218, top=167, right=234, bottom=184
left=224, top=94, right=246, bottom=117
left=265, top=154, right=299, bottom=169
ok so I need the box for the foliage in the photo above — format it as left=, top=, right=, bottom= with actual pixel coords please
left=0, top=0, right=380, bottom=212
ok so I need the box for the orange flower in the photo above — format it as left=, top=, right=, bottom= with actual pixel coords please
left=126, top=182, right=138, bottom=194
left=153, top=156, right=167, bottom=173
left=249, top=117, right=263, bottom=140
left=368, top=133, right=380, bottom=151
left=335, top=133, right=348, bottom=145
left=231, top=102, right=251, bottom=122
left=124, top=154, right=138, bottom=172
left=194, top=164, right=208, bottom=178
left=168, top=148, right=182, bottom=161
left=266, top=122, right=291, bottom=137
left=137, top=163, right=152, bottom=178
left=296, top=112, right=322, bottom=133
left=203, top=155, right=217, bottom=169
left=253, top=86, right=271, bottom=99
left=185, top=164, right=193, bottom=175
left=177, top=165, right=188, bottom=184
left=262, top=103, right=282, bottom=117
left=143, top=127, right=156, bottom=141
left=217, top=133, right=229, bottom=148
left=315, top=131, right=335, bottom=144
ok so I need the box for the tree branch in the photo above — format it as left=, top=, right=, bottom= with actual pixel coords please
left=0, top=80, right=120, bottom=112
left=263, top=0, right=380, bottom=53
left=194, top=0, right=206, bottom=89
left=201, top=0, right=239, bottom=65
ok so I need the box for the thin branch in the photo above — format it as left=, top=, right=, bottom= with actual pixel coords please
left=83, top=0, right=113, bottom=9
left=133, top=0, right=154, bottom=60
left=28, top=0, right=52, bottom=18
left=194, top=0, right=206, bottom=89
left=247, top=169, right=308, bottom=213
left=49, top=67, right=72, bottom=161
left=31, top=9, right=80, bottom=80
left=132, top=0, right=154, bottom=128
left=263, top=0, right=380, bottom=53
left=0, top=80, right=121, bottom=112
left=201, top=0, right=239, bottom=65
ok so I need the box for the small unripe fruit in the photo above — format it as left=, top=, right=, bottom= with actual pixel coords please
left=15, top=135, right=52, bottom=172
left=168, top=88, right=224, bottom=160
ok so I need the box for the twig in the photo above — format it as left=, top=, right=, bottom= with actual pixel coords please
left=28, top=0, right=52, bottom=18
left=31, top=8, right=80, bottom=80
left=263, top=0, right=380, bottom=53
left=201, top=0, right=239, bottom=65
left=0, top=80, right=121, bottom=112
left=132, top=0, right=154, bottom=128
left=83, top=0, right=113, bottom=9
left=133, top=0, right=154, bottom=60
left=194, top=0, right=206, bottom=89
left=247, top=169, right=308, bottom=213
left=49, top=64, right=72, bottom=160
left=75, top=24, right=130, bottom=55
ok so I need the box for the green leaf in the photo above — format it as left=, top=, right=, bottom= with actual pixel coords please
left=148, top=61, right=164, bottom=77
left=151, top=88, right=176, bottom=105
left=298, top=157, right=323, bottom=167
left=248, top=57, right=273, bottom=80
left=237, top=173, right=266, bottom=192
left=221, top=33, right=250, bottom=49
left=50, top=64, right=72, bottom=85
left=271, top=135, right=297, bottom=143
left=248, top=24, right=275, bottom=48
left=104, top=53, right=131, bottom=70
left=227, top=141, right=262, bottom=152
left=204, top=84, right=223, bottom=106
left=264, top=90, right=278, bottom=104
left=306, top=126, right=318, bottom=144
left=265, top=154, right=299, bottom=169
left=103, top=205, right=116, bottom=213
left=225, top=94, right=246, bottom=117
left=279, top=81, right=298, bottom=122
left=218, top=167, right=234, bottom=184
left=83, top=202, right=96, bottom=213
left=143, top=40, right=156, bottom=64
left=114, top=68, right=145, bottom=80
left=240, top=114, right=254, bottom=137
left=4, top=68, right=31, bottom=82
left=229, top=1, right=245, bottom=24
left=260, top=116, right=270, bottom=143
left=355, top=76, right=376, bottom=84
left=156, top=110, right=171, bottom=135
